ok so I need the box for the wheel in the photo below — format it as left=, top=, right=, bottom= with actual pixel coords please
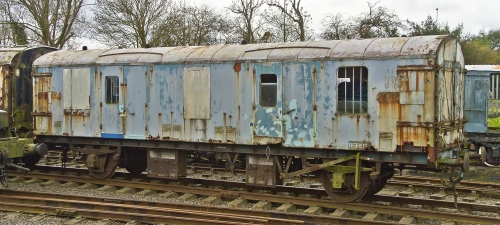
left=365, top=169, right=394, bottom=197
left=365, top=176, right=388, bottom=197
left=479, top=146, right=487, bottom=165
left=463, top=152, right=470, bottom=172
left=87, top=153, right=118, bottom=179
left=319, top=170, right=370, bottom=202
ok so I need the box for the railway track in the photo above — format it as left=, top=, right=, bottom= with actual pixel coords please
left=0, top=189, right=303, bottom=225
left=389, top=175, right=500, bottom=197
left=4, top=168, right=500, bottom=224
left=29, top=163, right=500, bottom=197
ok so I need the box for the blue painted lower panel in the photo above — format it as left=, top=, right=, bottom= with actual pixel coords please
left=124, top=134, right=147, bottom=140
left=101, top=133, right=124, bottom=139
left=464, top=123, right=487, bottom=133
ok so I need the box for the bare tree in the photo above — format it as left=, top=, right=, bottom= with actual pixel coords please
left=150, top=3, right=235, bottom=47
left=186, top=4, right=233, bottom=45
left=1, top=0, right=86, bottom=48
left=356, top=1, right=402, bottom=38
left=227, top=0, right=264, bottom=44
left=320, top=1, right=403, bottom=40
left=320, top=13, right=357, bottom=40
left=0, top=2, right=12, bottom=45
left=91, top=0, right=172, bottom=48
left=262, top=8, right=298, bottom=42
left=266, top=0, right=311, bottom=41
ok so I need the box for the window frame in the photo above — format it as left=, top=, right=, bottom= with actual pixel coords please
left=259, top=73, right=278, bottom=107
left=105, top=76, right=120, bottom=104
left=336, top=66, right=368, bottom=114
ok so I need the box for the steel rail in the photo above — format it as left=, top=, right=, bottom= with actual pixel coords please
left=0, top=189, right=398, bottom=225
left=8, top=171, right=500, bottom=224
left=389, top=175, right=500, bottom=196
left=392, top=175, right=500, bottom=189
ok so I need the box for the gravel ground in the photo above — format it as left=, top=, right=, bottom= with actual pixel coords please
left=2, top=165, right=499, bottom=224
left=0, top=211, right=129, bottom=225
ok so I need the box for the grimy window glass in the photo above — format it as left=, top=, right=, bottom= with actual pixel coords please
left=105, top=76, right=119, bottom=104
left=260, top=74, right=277, bottom=107
left=337, top=67, right=368, bottom=114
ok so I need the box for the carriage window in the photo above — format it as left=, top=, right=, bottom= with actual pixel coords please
left=337, top=67, right=368, bottom=114
left=260, top=74, right=277, bottom=107
left=105, top=76, right=119, bottom=104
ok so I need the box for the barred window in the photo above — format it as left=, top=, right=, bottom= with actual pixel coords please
left=337, top=67, right=368, bottom=114
left=260, top=74, right=277, bottom=107
left=105, top=76, right=119, bottom=104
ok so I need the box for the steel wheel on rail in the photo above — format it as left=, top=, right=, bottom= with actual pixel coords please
left=364, top=169, right=394, bottom=197
left=87, top=149, right=120, bottom=179
left=479, top=146, right=487, bottom=165
left=319, top=170, right=370, bottom=202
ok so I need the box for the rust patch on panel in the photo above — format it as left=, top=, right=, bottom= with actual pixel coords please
left=253, top=136, right=282, bottom=145
left=37, top=92, right=49, bottom=112
left=34, top=75, right=52, bottom=113
left=149, top=66, right=154, bottom=98
left=428, top=146, right=436, bottom=163
left=226, top=126, right=236, bottom=143
left=396, top=121, right=434, bottom=128
left=233, top=63, right=241, bottom=72
left=94, top=67, right=99, bottom=92
left=0, top=65, right=9, bottom=109
left=377, top=92, right=400, bottom=152
left=51, top=92, right=62, bottom=107
left=377, top=92, right=399, bottom=103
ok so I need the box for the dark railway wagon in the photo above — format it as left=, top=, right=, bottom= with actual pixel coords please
left=32, top=35, right=467, bottom=202
left=464, top=65, right=500, bottom=165
left=0, top=46, right=53, bottom=186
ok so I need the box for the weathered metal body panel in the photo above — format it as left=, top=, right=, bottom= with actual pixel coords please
left=282, top=61, right=317, bottom=147
left=0, top=46, right=54, bottom=166
left=0, top=46, right=57, bottom=132
left=100, top=66, right=122, bottom=138
left=148, top=149, right=186, bottom=178
left=123, top=66, right=148, bottom=139
left=62, top=68, right=91, bottom=136
left=33, top=36, right=465, bottom=166
left=253, top=62, right=283, bottom=143
left=147, top=64, right=183, bottom=140
left=464, top=65, right=499, bottom=132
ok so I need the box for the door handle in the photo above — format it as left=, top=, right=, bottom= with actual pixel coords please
left=284, top=108, right=296, bottom=115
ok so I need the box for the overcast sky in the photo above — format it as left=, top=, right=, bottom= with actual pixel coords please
left=79, top=0, right=499, bottom=49
left=190, top=0, right=499, bottom=36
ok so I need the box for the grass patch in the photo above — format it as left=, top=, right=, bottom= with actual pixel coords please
left=488, top=116, right=500, bottom=128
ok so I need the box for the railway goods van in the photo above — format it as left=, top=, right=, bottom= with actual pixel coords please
left=32, top=35, right=467, bottom=202
left=0, top=46, right=52, bottom=186
left=464, top=65, right=500, bottom=165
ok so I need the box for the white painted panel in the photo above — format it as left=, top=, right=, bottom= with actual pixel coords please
left=409, top=71, right=417, bottom=91
left=183, top=67, right=210, bottom=119
left=400, top=91, right=424, bottom=105
left=409, top=70, right=425, bottom=92
left=63, top=69, right=72, bottom=109
left=71, top=68, right=91, bottom=110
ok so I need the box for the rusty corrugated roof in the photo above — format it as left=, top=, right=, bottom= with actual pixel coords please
left=466, top=65, right=500, bottom=71
left=33, top=35, right=451, bottom=67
